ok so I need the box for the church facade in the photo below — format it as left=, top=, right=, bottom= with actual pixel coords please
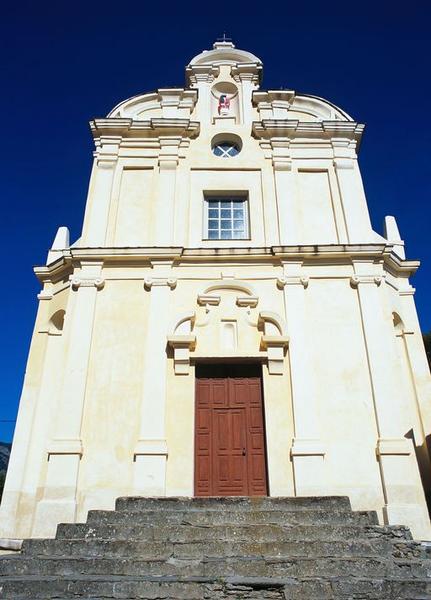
left=1, top=41, right=431, bottom=541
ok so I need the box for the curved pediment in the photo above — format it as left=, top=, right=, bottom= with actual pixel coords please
left=253, top=90, right=353, bottom=122
left=107, top=88, right=198, bottom=120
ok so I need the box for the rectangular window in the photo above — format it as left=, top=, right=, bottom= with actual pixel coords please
left=204, top=194, right=249, bottom=240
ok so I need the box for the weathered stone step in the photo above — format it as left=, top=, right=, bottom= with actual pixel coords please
left=21, top=538, right=397, bottom=560
left=86, top=507, right=379, bottom=527
left=0, top=555, right=428, bottom=579
left=0, top=575, right=430, bottom=600
left=56, top=521, right=412, bottom=543
left=114, top=495, right=352, bottom=513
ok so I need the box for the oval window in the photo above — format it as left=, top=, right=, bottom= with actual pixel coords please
left=212, top=141, right=240, bottom=158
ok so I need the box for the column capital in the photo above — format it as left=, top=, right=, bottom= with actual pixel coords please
left=144, top=277, right=177, bottom=291
left=350, top=275, right=383, bottom=288
left=70, top=276, right=105, bottom=291
left=277, top=275, right=309, bottom=289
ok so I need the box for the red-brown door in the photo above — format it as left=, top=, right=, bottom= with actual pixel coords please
left=195, top=364, right=268, bottom=496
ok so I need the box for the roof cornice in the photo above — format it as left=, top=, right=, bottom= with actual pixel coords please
left=90, top=118, right=200, bottom=140
left=252, top=119, right=365, bottom=145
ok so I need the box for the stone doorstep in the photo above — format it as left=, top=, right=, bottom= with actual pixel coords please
left=0, top=538, right=22, bottom=551
left=0, top=575, right=430, bottom=600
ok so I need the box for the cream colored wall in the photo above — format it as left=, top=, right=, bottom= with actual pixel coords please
left=2, top=42, right=431, bottom=544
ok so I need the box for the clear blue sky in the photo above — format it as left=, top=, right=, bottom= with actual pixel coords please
left=1, top=1, right=430, bottom=442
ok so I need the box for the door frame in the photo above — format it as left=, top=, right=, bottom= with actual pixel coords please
left=193, top=360, right=269, bottom=496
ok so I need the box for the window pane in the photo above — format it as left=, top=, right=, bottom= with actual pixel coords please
left=233, top=220, right=244, bottom=230
left=220, top=220, right=231, bottom=229
left=208, top=219, right=218, bottom=230
left=208, top=230, right=219, bottom=239
left=233, top=208, right=244, bottom=218
left=213, top=146, right=224, bottom=156
left=220, top=209, right=231, bottom=218
left=220, top=201, right=231, bottom=208
left=208, top=209, right=218, bottom=218
left=221, top=230, right=232, bottom=239
left=232, top=230, right=246, bottom=239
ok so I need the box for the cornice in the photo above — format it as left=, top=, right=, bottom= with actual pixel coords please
left=253, top=90, right=296, bottom=105
left=252, top=119, right=365, bottom=146
left=90, top=118, right=200, bottom=140
left=32, top=244, right=419, bottom=283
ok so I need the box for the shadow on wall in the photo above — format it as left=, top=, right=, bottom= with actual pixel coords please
left=423, top=332, right=431, bottom=370
left=405, top=429, right=431, bottom=518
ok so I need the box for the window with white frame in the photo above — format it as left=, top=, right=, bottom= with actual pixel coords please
left=204, top=195, right=249, bottom=240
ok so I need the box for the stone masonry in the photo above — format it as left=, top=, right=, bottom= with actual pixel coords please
left=0, top=496, right=430, bottom=599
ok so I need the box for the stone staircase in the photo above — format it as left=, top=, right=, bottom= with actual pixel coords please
left=0, top=496, right=430, bottom=599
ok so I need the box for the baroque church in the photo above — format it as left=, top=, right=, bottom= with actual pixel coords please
left=1, top=39, right=431, bottom=546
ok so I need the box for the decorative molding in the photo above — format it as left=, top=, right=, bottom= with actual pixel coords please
left=144, top=277, right=177, bottom=290
left=277, top=275, right=309, bottom=289
left=134, top=439, right=168, bottom=458
left=376, top=438, right=412, bottom=457
left=350, top=275, right=383, bottom=288
left=291, top=438, right=326, bottom=457
left=70, top=276, right=105, bottom=291
left=231, top=63, right=262, bottom=84
left=185, top=64, right=220, bottom=86
left=260, top=335, right=289, bottom=349
left=236, top=296, right=259, bottom=308
left=48, top=439, right=83, bottom=457
left=272, top=157, right=292, bottom=172
left=258, top=311, right=288, bottom=375
left=197, top=294, right=221, bottom=308
left=333, top=158, right=354, bottom=170
left=37, top=290, right=53, bottom=301
left=167, top=335, right=197, bottom=375
left=399, top=288, right=416, bottom=296
left=252, top=120, right=364, bottom=145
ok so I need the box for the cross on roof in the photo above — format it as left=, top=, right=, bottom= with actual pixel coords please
left=217, top=32, right=232, bottom=43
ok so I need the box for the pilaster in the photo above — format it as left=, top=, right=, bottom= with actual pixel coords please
left=278, top=263, right=327, bottom=496
left=270, top=140, right=298, bottom=245
left=83, top=139, right=120, bottom=246
left=133, top=262, right=177, bottom=495
left=352, top=260, right=431, bottom=538
left=32, top=262, right=104, bottom=537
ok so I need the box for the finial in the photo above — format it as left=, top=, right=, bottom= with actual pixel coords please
left=213, top=34, right=235, bottom=49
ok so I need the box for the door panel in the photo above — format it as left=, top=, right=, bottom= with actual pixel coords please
left=195, top=364, right=268, bottom=496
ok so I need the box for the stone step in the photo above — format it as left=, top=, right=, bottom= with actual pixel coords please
left=21, top=538, right=397, bottom=560
left=0, top=555, right=428, bottom=579
left=0, top=575, right=430, bottom=600
left=114, top=495, right=352, bottom=513
left=56, top=521, right=413, bottom=543
left=86, top=507, right=379, bottom=527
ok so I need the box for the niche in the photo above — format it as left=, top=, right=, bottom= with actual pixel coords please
left=211, top=82, right=239, bottom=123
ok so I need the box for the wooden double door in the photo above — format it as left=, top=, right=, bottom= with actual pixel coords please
left=195, top=363, right=268, bottom=496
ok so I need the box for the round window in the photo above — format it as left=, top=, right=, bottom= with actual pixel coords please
left=213, top=142, right=240, bottom=158
left=211, top=134, right=242, bottom=158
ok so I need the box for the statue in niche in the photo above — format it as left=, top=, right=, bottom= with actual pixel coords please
left=218, top=94, right=231, bottom=116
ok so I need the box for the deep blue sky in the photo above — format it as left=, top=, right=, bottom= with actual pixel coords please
left=1, top=1, right=430, bottom=442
